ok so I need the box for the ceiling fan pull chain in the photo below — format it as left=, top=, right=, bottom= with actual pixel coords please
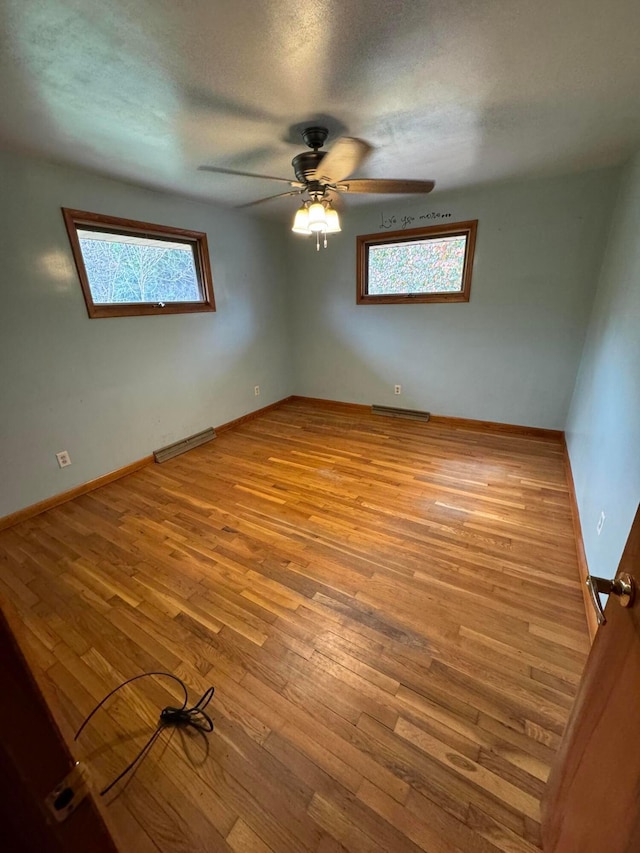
left=316, top=232, right=320, bottom=251
left=323, top=233, right=328, bottom=249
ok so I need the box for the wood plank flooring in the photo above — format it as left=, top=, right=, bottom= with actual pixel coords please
left=0, top=399, right=590, bottom=852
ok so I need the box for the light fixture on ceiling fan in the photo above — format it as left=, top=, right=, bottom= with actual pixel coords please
left=199, top=125, right=435, bottom=250
left=292, top=197, right=341, bottom=250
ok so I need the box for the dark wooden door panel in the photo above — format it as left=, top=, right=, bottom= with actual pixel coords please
left=0, top=602, right=119, bottom=853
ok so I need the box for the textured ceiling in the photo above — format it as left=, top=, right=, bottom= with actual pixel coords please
left=2, top=0, right=640, bottom=219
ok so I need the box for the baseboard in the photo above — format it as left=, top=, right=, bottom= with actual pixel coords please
left=563, top=438, right=598, bottom=642
left=288, top=395, right=371, bottom=414
left=0, top=397, right=294, bottom=532
left=290, top=396, right=563, bottom=440
left=215, top=396, right=293, bottom=433
left=0, top=455, right=154, bottom=532
left=429, top=414, right=564, bottom=441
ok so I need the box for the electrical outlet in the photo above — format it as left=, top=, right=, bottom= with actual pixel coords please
left=394, top=384, right=402, bottom=395
left=56, top=450, right=72, bottom=468
left=597, top=511, right=606, bottom=536
left=254, top=385, right=260, bottom=396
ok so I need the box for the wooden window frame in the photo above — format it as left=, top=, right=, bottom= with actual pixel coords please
left=62, top=208, right=216, bottom=318
left=356, top=219, right=478, bottom=305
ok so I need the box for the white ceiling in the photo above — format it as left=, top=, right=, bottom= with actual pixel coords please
left=2, top=0, right=640, bottom=220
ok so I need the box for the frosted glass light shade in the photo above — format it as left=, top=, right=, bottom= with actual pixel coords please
left=307, top=201, right=328, bottom=232
left=324, top=207, right=341, bottom=233
left=292, top=206, right=311, bottom=234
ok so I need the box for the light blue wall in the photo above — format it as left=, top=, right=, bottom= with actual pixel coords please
left=566, top=152, right=640, bottom=578
left=0, top=149, right=292, bottom=517
left=287, top=170, right=618, bottom=430
left=0, top=148, right=629, bottom=531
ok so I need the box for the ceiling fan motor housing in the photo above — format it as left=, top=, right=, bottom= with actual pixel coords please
left=292, top=150, right=327, bottom=184
left=292, top=126, right=330, bottom=186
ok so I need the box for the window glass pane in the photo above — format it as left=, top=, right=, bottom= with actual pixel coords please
left=77, top=230, right=202, bottom=304
left=368, top=235, right=467, bottom=295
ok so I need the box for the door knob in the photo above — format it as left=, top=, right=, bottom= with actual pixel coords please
left=586, top=573, right=635, bottom=626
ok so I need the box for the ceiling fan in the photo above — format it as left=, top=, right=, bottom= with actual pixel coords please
left=199, top=126, right=435, bottom=249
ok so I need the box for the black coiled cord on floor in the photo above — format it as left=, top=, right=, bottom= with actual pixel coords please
left=74, top=671, right=215, bottom=795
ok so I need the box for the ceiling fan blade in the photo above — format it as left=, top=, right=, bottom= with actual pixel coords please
left=312, top=137, right=372, bottom=183
left=199, top=165, right=303, bottom=187
left=338, top=178, right=435, bottom=194
left=237, top=189, right=304, bottom=209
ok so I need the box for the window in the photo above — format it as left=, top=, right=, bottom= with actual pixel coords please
left=62, top=208, right=215, bottom=318
left=356, top=220, right=477, bottom=304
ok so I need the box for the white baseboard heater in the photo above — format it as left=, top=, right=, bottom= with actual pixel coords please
left=371, top=405, right=431, bottom=422
left=153, top=427, right=216, bottom=463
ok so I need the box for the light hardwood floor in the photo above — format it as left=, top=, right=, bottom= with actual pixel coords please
left=0, top=399, right=590, bottom=852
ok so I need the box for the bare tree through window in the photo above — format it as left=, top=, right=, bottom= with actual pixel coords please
left=78, top=234, right=200, bottom=304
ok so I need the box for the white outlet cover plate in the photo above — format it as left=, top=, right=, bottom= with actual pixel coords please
left=56, top=451, right=71, bottom=468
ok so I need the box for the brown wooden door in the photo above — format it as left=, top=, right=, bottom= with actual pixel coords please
left=542, top=503, right=640, bottom=852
